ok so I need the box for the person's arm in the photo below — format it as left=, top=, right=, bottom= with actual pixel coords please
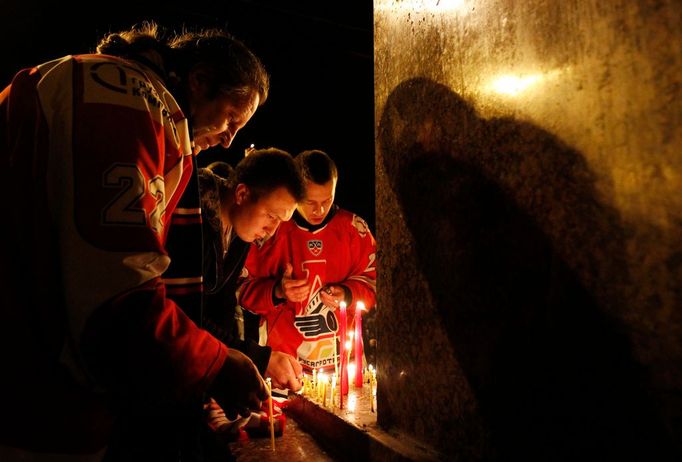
left=237, top=240, right=287, bottom=315
left=82, top=280, right=228, bottom=401
left=320, top=214, right=377, bottom=312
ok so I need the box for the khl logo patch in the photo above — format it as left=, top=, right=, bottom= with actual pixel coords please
left=307, top=239, right=323, bottom=256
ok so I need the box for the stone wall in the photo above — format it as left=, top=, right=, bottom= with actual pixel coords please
left=374, top=1, right=681, bottom=459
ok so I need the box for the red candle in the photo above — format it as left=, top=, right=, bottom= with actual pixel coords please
left=339, top=301, right=348, bottom=398
left=354, top=302, right=365, bottom=387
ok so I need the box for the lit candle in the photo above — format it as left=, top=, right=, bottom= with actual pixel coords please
left=339, top=301, right=349, bottom=397
left=316, top=372, right=322, bottom=402
left=318, top=372, right=326, bottom=405
left=369, top=364, right=376, bottom=413
left=333, top=333, right=339, bottom=378
left=331, top=373, right=337, bottom=409
left=354, top=302, right=365, bottom=387
left=313, top=381, right=318, bottom=402
left=266, top=378, right=275, bottom=451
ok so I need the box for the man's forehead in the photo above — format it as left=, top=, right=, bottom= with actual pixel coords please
left=305, top=180, right=336, bottom=197
left=259, top=186, right=296, bottom=206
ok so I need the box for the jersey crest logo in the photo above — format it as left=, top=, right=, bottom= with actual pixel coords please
left=307, top=239, right=323, bottom=256
left=352, top=215, right=369, bottom=238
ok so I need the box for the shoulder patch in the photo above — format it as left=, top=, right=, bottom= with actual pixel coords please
left=351, top=214, right=369, bottom=238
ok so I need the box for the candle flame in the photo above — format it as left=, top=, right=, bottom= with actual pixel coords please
left=348, top=363, right=356, bottom=382
left=356, top=301, right=366, bottom=311
left=339, top=301, right=347, bottom=309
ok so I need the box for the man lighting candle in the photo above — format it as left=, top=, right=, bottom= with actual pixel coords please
left=238, top=150, right=377, bottom=387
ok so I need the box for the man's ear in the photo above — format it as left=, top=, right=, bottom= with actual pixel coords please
left=188, top=68, right=209, bottom=97
left=235, top=184, right=249, bottom=205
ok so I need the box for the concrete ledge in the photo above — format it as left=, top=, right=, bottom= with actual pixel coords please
left=286, top=393, right=442, bottom=461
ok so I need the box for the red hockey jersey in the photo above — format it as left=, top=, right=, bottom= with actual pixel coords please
left=238, top=208, right=376, bottom=372
left=0, top=55, right=226, bottom=454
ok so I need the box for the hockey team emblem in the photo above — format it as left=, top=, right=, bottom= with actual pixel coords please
left=352, top=214, right=369, bottom=237
left=307, top=239, right=323, bottom=256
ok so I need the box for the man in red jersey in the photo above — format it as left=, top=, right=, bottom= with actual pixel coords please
left=0, top=23, right=268, bottom=461
left=238, top=150, right=376, bottom=376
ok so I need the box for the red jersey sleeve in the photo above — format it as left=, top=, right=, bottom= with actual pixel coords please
left=238, top=228, right=289, bottom=315
left=340, top=214, right=377, bottom=311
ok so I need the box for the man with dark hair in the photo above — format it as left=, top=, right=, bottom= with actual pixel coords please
left=238, top=150, right=377, bottom=375
left=198, top=148, right=304, bottom=457
left=199, top=149, right=304, bottom=390
left=0, top=22, right=269, bottom=460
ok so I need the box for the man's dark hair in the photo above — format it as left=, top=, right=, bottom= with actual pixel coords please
left=96, top=21, right=269, bottom=106
left=235, top=148, right=305, bottom=202
left=295, top=150, right=338, bottom=185
left=206, top=161, right=235, bottom=181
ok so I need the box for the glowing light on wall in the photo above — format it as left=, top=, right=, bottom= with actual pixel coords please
left=489, top=74, right=543, bottom=96
left=376, top=0, right=466, bottom=13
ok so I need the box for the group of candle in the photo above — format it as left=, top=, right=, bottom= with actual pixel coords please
left=297, top=299, right=377, bottom=412
left=301, top=370, right=336, bottom=408
left=300, top=363, right=377, bottom=412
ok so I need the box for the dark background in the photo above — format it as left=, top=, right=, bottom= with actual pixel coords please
left=0, top=0, right=375, bottom=228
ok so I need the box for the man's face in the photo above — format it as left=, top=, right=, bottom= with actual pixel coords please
left=297, top=179, right=336, bottom=225
left=232, top=185, right=297, bottom=242
left=189, top=84, right=259, bottom=154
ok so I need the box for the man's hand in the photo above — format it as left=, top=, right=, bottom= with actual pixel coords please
left=209, top=349, right=268, bottom=420
left=274, top=263, right=309, bottom=302
left=266, top=351, right=303, bottom=391
left=320, top=284, right=347, bottom=309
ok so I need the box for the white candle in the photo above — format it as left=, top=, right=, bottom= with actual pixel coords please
left=266, top=378, right=275, bottom=451
left=331, top=373, right=337, bottom=409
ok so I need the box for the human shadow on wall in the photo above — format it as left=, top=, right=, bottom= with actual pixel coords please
left=378, top=78, right=674, bottom=461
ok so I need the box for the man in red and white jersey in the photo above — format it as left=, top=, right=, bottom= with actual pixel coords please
left=238, top=150, right=377, bottom=375
left=0, top=23, right=269, bottom=461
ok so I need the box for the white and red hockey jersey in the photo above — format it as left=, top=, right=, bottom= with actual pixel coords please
left=0, top=54, right=226, bottom=453
left=238, top=207, right=376, bottom=372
